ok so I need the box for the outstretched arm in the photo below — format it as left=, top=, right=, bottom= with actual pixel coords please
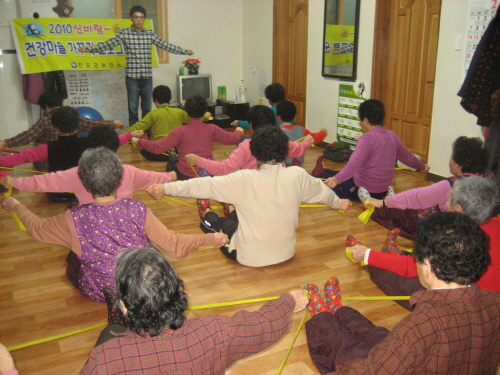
left=144, top=209, right=228, bottom=258
left=0, top=144, right=48, bottom=167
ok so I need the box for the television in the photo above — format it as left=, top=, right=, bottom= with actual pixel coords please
left=176, top=74, right=212, bottom=104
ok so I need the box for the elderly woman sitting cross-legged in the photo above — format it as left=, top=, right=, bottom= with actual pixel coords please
left=2, top=147, right=228, bottom=302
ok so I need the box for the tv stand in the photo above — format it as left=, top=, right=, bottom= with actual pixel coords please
left=208, top=102, right=249, bottom=129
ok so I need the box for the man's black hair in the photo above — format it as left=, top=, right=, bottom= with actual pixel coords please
left=51, top=106, right=79, bottom=134
left=250, top=125, right=289, bottom=163
left=451, top=136, right=489, bottom=175
left=184, top=95, right=207, bottom=118
left=414, top=212, right=490, bottom=285
left=115, top=248, right=188, bottom=337
left=87, top=126, right=120, bottom=152
left=264, top=83, right=286, bottom=104
left=248, top=105, right=275, bottom=132
left=152, top=85, right=172, bottom=104
left=276, top=100, right=297, bottom=123
left=38, top=91, right=63, bottom=110
left=130, top=5, right=146, bottom=17
left=358, top=99, right=385, bottom=126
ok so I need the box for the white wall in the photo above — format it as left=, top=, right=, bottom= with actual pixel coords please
left=307, top=0, right=482, bottom=178
left=242, top=0, right=274, bottom=106
left=428, top=0, right=482, bottom=177
left=153, top=0, right=244, bottom=104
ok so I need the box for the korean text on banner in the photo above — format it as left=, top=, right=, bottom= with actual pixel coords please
left=10, top=18, right=158, bottom=74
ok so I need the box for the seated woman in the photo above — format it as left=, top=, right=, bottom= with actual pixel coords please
left=363, top=136, right=493, bottom=239
left=1, top=147, right=227, bottom=303
left=133, top=94, right=243, bottom=218
left=312, top=99, right=427, bottom=201
left=1, top=126, right=176, bottom=206
left=147, top=126, right=351, bottom=268
left=347, top=177, right=500, bottom=311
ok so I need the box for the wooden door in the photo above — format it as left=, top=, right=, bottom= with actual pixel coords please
left=372, top=0, right=441, bottom=162
left=273, top=0, right=308, bottom=126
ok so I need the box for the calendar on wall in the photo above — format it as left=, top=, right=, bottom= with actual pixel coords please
left=464, top=0, right=498, bottom=77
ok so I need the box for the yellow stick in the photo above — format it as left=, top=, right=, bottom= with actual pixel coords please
left=163, top=196, right=197, bottom=209
left=300, top=204, right=327, bottom=208
left=395, top=166, right=411, bottom=170
left=277, top=312, right=308, bottom=374
left=4, top=187, right=27, bottom=231
left=188, top=296, right=279, bottom=310
left=8, top=322, right=107, bottom=351
left=190, top=165, right=200, bottom=177
left=0, top=166, right=46, bottom=174
left=8, top=295, right=410, bottom=352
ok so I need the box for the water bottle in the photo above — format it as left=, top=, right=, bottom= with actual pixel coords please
left=239, top=80, right=246, bottom=102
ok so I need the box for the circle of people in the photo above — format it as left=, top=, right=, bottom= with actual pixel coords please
left=0, top=81, right=499, bottom=374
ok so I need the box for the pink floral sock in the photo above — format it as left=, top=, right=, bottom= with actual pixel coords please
left=346, top=235, right=362, bottom=248
left=304, top=283, right=329, bottom=316
left=324, top=277, right=342, bottom=314
left=382, top=229, right=403, bottom=255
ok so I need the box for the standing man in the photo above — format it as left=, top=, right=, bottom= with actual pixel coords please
left=79, top=5, right=193, bottom=125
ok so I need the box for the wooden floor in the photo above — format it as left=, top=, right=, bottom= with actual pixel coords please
left=0, top=141, right=432, bottom=374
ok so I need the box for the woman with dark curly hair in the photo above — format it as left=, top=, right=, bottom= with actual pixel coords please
left=82, top=247, right=310, bottom=374
left=362, top=135, right=495, bottom=239
left=306, top=212, right=500, bottom=374
left=147, top=126, right=351, bottom=267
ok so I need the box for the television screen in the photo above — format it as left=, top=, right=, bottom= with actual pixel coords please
left=177, top=74, right=212, bottom=103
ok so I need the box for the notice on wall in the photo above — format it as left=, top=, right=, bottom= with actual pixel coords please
left=464, top=0, right=498, bottom=77
left=66, top=71, right=92, bottom=107
left=10, top=18, right=158, bottom=74
left=336, top=83, right=366, bottom=147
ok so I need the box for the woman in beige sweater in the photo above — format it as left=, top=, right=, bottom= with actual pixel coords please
left=147, top=126, right=351, bottom=267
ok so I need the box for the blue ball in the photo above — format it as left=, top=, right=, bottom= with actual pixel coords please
left=76, top=106, right=103, bottom=120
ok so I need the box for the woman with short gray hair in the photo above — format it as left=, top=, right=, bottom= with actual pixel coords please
left=2, top=147, right=228, bottom=302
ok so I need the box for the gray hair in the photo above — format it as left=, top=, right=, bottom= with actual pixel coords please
left=450, top=177, right=498, bottom=223
left=77, top=147, right=123, bottom=197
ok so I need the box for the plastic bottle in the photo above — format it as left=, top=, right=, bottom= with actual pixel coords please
left=179, top=65, right=184, bottom=76
left=239, top=80, right=246, bottom=102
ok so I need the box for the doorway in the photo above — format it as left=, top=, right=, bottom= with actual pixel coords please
left=273, top=0, right=309, bottom=126
left=371, top=0, right=442, bottom=163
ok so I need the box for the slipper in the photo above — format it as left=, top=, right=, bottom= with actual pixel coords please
left=324, top=277, right=342, bottom=314
left=357, top=187, right=371, bottom=203
left=303, top=283, right=328, bottom=316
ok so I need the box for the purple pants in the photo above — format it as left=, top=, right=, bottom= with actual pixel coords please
left=306, top=307, right=389, bottom=374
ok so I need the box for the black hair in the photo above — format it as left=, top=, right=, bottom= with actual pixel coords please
left=115, top=247, right=187, bottom=337
left=414, top=212, right=490, bottom=285
left=250, top=125, right=289, bottom=163
left=248, top=105, right=275, bottom=132
left=152, top=85, right=172, bottom=104
left=184, top=94, right=207, bottom=118
left=77, top=147, right=123, bottom=197
left=86, top=126, right=120, bottom=152
left=264, top=83, right=286, bottom=104
left=129, top=5, right=146, bottom=17
left=451, top=136, right=489, bottom=174
left=276, top=100, right=297, bottom=123
left=50, top=106, right=79, bottom=134
left=38, top=91, right=63, bottom=110
left=358, top=99, right=385, bottom=126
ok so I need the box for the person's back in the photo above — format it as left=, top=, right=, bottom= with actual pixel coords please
left=72, top=198, right=151, bottom=302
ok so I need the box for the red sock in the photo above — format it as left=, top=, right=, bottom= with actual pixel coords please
left=324, top=277, right=342, bottom=314
left=304, top=283, right=329, bottom=316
